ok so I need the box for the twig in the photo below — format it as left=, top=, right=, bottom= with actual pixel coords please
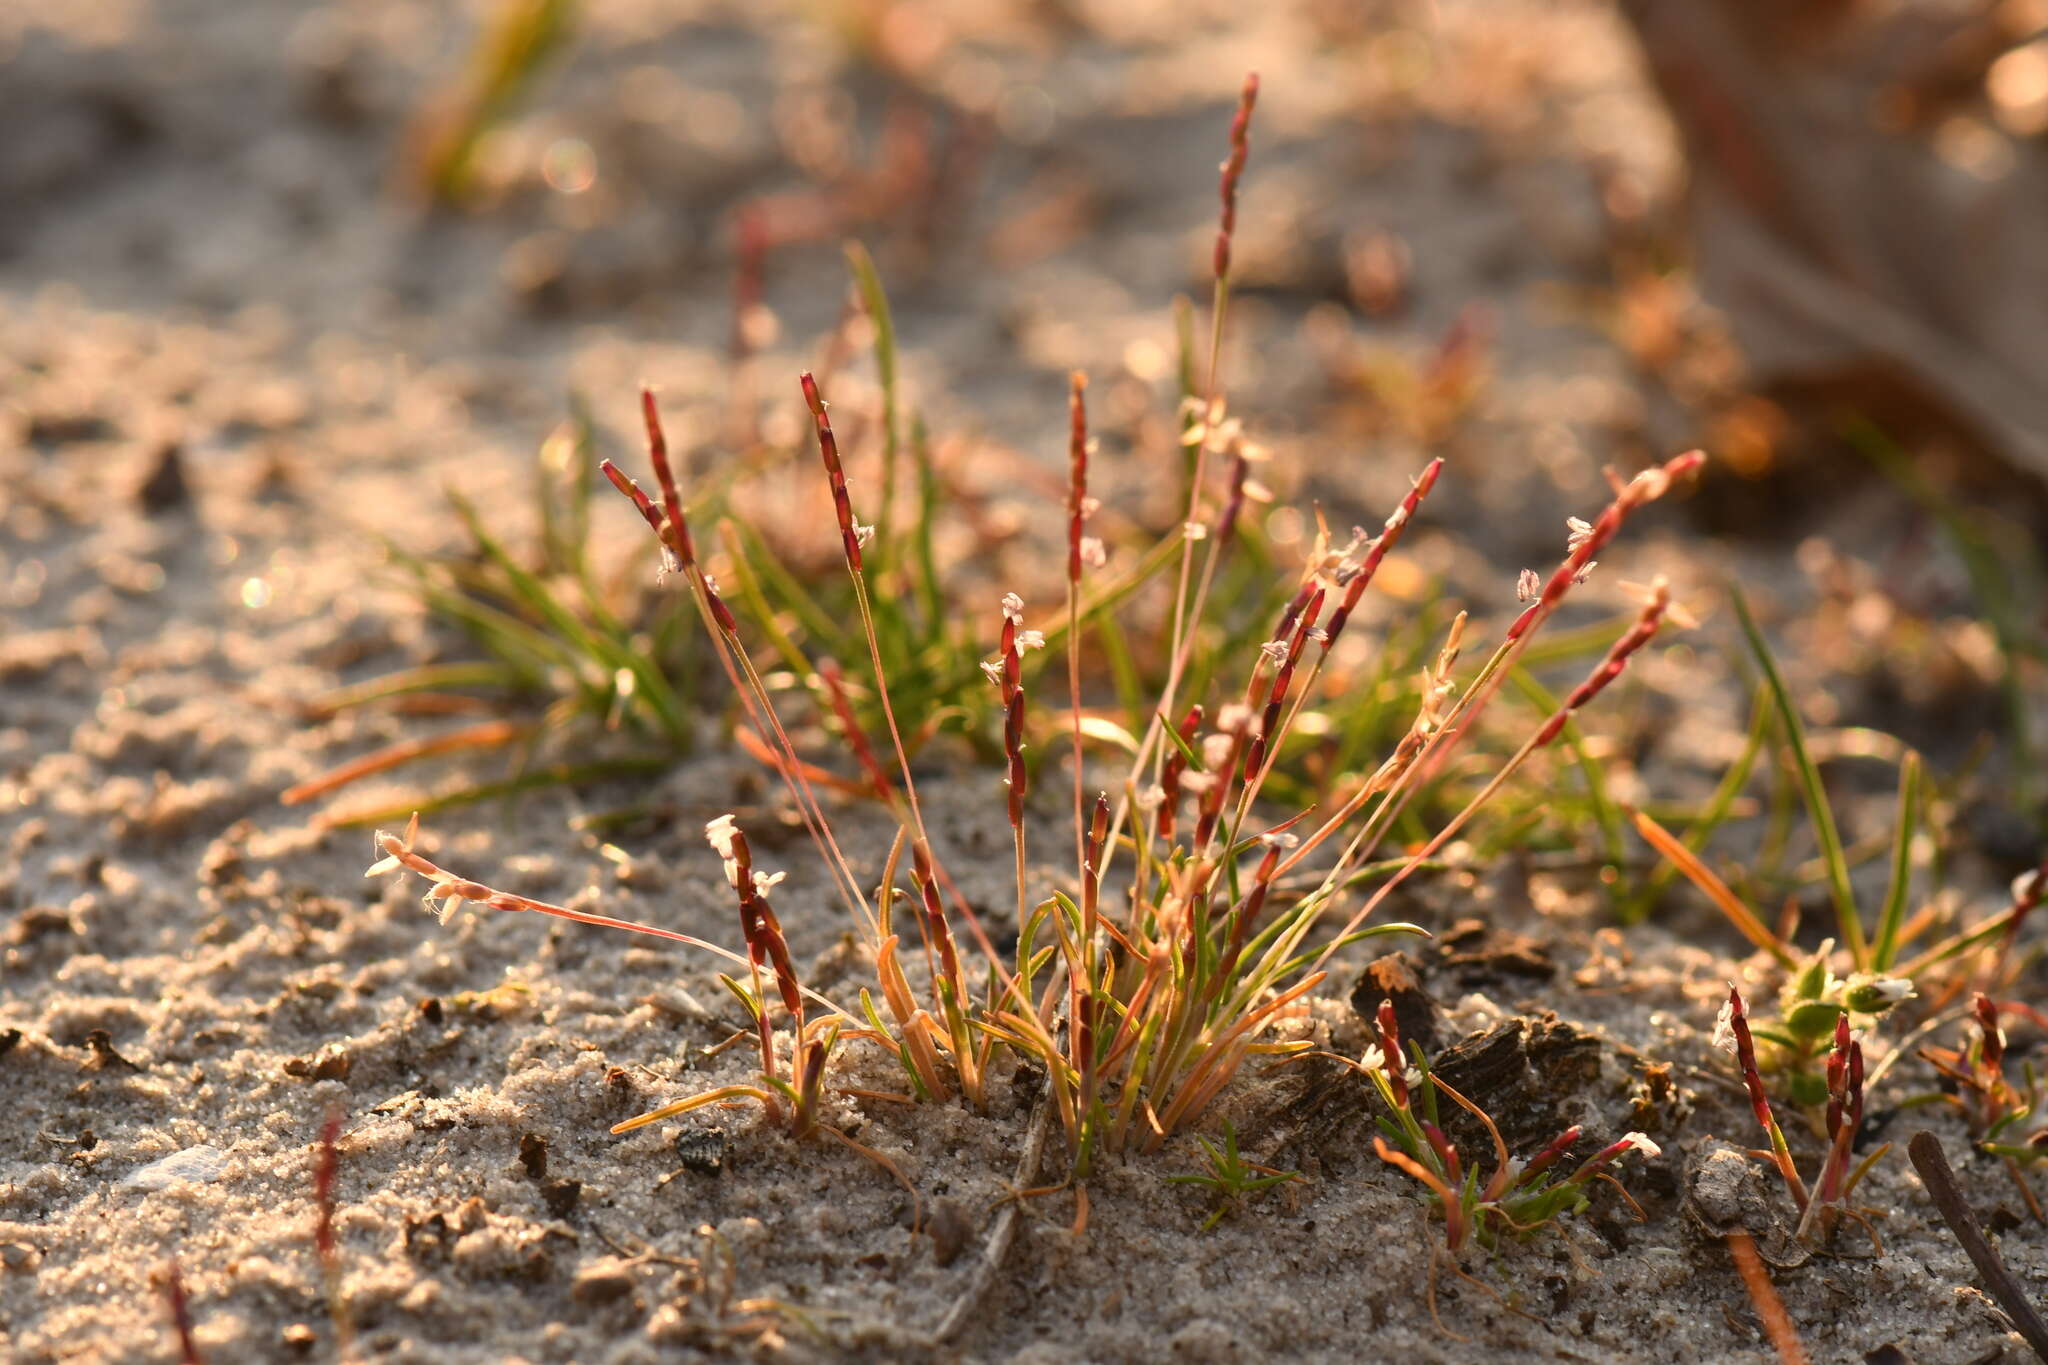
left=933, top=1081, right=1055, bottom=1344
left=1725, top=1230, right=1808, bottom=1365
left=1909, top=1129, right=2048, bottom=1362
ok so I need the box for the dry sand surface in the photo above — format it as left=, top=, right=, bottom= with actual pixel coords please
left=3, top=1, right=2046, bottom=1362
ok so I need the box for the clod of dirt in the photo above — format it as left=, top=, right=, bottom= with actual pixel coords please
left=570, top=1259, right=636, bottom=1306
left=80, top=1030, right=140, bottom=1073
left=518, top=1132, right=549, bottom=1180
left=927, top=1197, right=975, bottom=1267
left=541, top=1179, right=582, bottom=1219
left=7, top=908, right=76, bottom=946
left=1348, top=951, right=1440, bottom=1052
left=24, top=411, right=111, bottom=446
left=1683, top=1141, right=1806, bottom=1269
left=282, top=1046, right=351, bottom=1081
left=135, top=441, right=189, bottom=513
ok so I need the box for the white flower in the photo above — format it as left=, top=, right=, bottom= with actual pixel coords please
left=1183, top=520, right=1210, bottom=542
left=1711, top=1000, right=1737, bottom=1054
left=1135, top=784, right=1166, bottom=811
left=1573, top=560, right=1598, bottom=586
left=751, top=870, right=785, bottom=894
left=980, top=659, right=1004, bottom=686
left=704, top=814, right=739, bottom=860
left=1257, top=830, right=1300, bottom=851
left=1516, top=568, right=1539, bottom=603
left=1200, top=733, right=1235, bottom=769
left=1017, top=630, right=1046, bottom=652
left=1001, top=592, right=1025, bottom=622
left=2015, top=866, right=2046, bottom=904
left=1862, top=977, right=1913, bottom=1006
left=1080, top=536, right=1106, bottom=568
left=1566, top=516, right=1594, bottom=552
left=1619, top=1132, right=1661, bottom=1160
left=1358, top=1044, right=1388, bottom=1073
left=1259, top=639, right=1289, bottom=663
left=854, top=522, right=875, bottom=549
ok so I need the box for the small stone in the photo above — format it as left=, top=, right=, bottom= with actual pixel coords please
left=571, top=1259, right=635, bottom=1305
left=82, top=1030, right=141, bottom=1073
left=0, top=1242, right=40, bottom=1272
left=518, top=1132, right=548, bottom=1180
left=541, top=1178, right=581, bottom=1218
left=282, top=1322, right=317, bottom=1352
left=283, top=1047, right=351, bottom=1081
left=927, top=1198, right=974, bottom=1267
left=136, top=442, right=189, bottom=513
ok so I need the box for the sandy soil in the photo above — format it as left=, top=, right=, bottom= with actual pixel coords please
left=3, top=1, right=2046, bottom=1362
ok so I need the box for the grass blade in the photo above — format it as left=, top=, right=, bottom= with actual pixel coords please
left=1731, top=585, right=1864, bottom=967
left=1871, top=749, right=1923, bottom=971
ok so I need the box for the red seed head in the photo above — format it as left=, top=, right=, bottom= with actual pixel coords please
left=1066, top=371, right=1090, bottom=585
left=638, top=389, right=697, bottom=567
left=1213, top=72, right=1260, bottom=282
left=801, top=372, right=864, bottom=571
left=1325, top=458, right=1442, bottom=648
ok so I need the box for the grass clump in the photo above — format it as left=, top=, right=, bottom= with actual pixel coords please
left=360, top=72, right=1701, bottom=1233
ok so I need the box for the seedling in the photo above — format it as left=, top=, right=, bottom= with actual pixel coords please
left=1716, top=985, right=1888, bottom=1250
left=1334, top=1001, right=1656, bottom=1329
left=1163, top=1121, right=1299, bottom=1231
left=157, top=1260, right=203, bottom=1365
left=312, top=1110, right=354, bottom=1359
left=1918, top=992, right=2048, bottom=1218
left=1626, top=592, right=2008, bottom=1099
left=1355, top=1002, right=1657, bottom=1250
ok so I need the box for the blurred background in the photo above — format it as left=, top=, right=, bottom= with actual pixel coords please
left=4, top=6, right=2048, bottom=1360
left=4, top=0, right=2044, bottom=822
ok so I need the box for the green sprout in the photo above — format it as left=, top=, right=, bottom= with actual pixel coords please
left=1163, top=1121, right=1300, bottom=1231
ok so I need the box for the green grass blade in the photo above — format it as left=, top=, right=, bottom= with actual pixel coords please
left=908, top=414, right=945, bottom=645
left=846, top=241, right=902, bottom=553
left=311, top=662, right=516, bottom=713
left=1871, top=749, right=1923, bottom=971
left=1731, top=585, right=1865, bottom=966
